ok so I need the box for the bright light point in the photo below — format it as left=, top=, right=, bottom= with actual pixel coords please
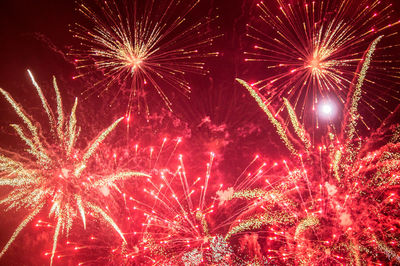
left=318, top=101, right=336, bottom=119
left=322, top=104, right=332, bottom=114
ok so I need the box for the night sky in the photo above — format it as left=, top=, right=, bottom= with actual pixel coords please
left=1, top=0, right=400, bottom=265
left=0, top=0, right=287, bottom=182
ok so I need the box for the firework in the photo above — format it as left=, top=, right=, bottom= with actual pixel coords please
left=0, top=71, right=149, bottom=265
left=232, top=38, right=400, bottom=264
left=62, top=134, right=278, bottom=264
left=70, top=0, right=220, bottom=116
left=136, top=151, right=222, bottom=264
left=126, top=143, right=275, bottom=264
left=58, top=137, right=231, bottom=264
left=245, top=0, right=400, bottom=128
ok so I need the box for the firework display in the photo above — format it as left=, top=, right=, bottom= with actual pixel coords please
left=70, top=0, right=220, bottom=116
left=231, top=37, right=400, bottom=264
left=59, top=139, right=273, bottom=265
left=0, top=71, right=148, bottom=265
left=0, top=0, right=400, bottom=265
left=245, top=0, right=400, bottom=128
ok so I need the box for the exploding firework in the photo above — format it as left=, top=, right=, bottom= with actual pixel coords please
left=52, top=137, right=217, bottom=264
left=67, top=137, right=274, bottom=265
left=70, top=0, right=220, bottom=117
left=0, top=71, right=149, bottom=265
left=245, top=0, right=400, bottom=128
left=230, top=37, right=400, bottom=264
left=127, top=139, right=281, bottom=265
left=131, top=150, right=228, bottom=264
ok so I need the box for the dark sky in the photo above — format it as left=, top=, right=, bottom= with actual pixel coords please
left=0, top=0, right=248, bottom=87
left=0, top=0, right=399, bottom=127
left=0, top=0, right=399, bottom=113
left=0, top=0, right=258, bottom=135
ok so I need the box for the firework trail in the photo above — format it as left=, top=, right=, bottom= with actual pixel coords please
left=230, top=37, right=400, bottom=264
left=70, top=0, right=221, bottom=117
left=245, top=0, right=400, bottom=129
left=0, top=71, right=149, bottom=265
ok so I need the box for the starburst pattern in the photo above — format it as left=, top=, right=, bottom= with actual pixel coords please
left=0, top=71, right=149, bottom=265
left=245, top=0, right=400, bottom=127
left=70, top=0, right=220, bottom=116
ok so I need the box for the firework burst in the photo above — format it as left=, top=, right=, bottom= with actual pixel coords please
left=70, top=0, right=220, bottom=117
left=58, top=136, right=239, bottom=264
left=135, top=151, right=223, bottom=264
left=245, top=0, right=400, bottom=128
left=129, top=143, right=269, bottom=264
left=0, top=71, right=149, bottom=265
left=231, top=37, right=400, bottom=264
